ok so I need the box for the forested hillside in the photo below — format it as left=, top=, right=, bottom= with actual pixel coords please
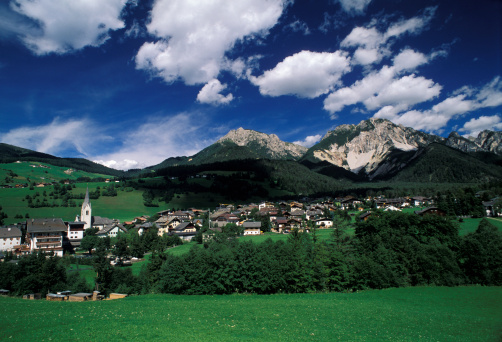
left=0, top=143, right=123, bottom=176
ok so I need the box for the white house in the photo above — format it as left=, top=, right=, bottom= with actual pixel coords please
left=96, top=223, right=127, bottom=238
left=67, top=221, right=85, bottom=248
left=26, top=218, right=67, bottom=257
left=243, top=221, right=261, bottom=235
left=0, top=226, right=22, bottom=251
left=314, top=218, right=333, bottom=228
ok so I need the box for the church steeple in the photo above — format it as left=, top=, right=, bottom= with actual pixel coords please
left=81, top=186, right=92, bottom=229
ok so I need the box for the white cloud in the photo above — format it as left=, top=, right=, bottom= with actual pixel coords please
left=0, top=113, right=215, bottom=171
left=323, top=65, right=395, bottom=114
left=93, top=112, right=211, bottom=170
left=393, top=49, right=428, bottom=72
left=476, top=76, right=502, bottom=108
left=337, top=0, right=372, bottom=15
left=0, top=117, right=109, bottom=156
left=364, top=74, right=441, bottom=110
left=250, top=50, right=351, bottom=98
left=460, top=115, right=502, bottom=137
left=341, top=26, right=383, bottom=50
left=135, top=0, right=287, bottom=85
left=11, top=0, right=127, bottom=55
left=293, top=134, right=322, bottom=148
left=353, top=48, right=380, bottom=65
left=391, top=109, right=451, bottom=132
left=94, top=159, right=141, bottom=171
left=341, top=8, right=435, bottom=66
left=384, top=7, right=436, bottom=40
left=373, top=77, right=502, bottom=132
left=324, top=47, right=435, bottom=117
left=197, top=79, right=234, bottom=105
left=431, top=95, right=473, bottom=117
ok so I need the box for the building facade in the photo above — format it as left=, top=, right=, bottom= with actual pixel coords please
left=26, top=218, right=67, bottom=257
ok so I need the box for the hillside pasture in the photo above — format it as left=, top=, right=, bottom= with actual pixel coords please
left=0, top=161, right=109, bottom=185
left=0, top=182, right=161, bottom=224
left=0, top=287, right=500, bottom=341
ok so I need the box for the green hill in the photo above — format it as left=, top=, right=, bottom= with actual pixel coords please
left=390, top=143, right=502, bottom=183
left=0, top=143, right=123, bottom=176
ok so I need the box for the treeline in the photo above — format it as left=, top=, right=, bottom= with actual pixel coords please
left=2, top=213, right=500, bottom=296
left=24, top=184, right=118, bottom=208
left=0, top=253, right=91, bottom=295
left=134, top=215, right=501, bottom=295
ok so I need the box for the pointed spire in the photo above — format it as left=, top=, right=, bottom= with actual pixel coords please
left=83, top=185, right=90, bottom=207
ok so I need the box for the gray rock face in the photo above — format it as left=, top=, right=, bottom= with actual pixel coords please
left=446, top=130, right=502, bottom=155
left=445, top=132, right=483, bottom=153
left=217, top=127, right=308, bottom=160
left=475, top=130, right=502, bottom=155
left=311, top=118, right=442, bottom=175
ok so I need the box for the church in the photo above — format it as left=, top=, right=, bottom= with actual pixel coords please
left=75, top=187, right=127, bottom=236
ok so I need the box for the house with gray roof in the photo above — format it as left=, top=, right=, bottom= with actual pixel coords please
left=26, top=218, right=67, bottom=256
left=170, top=222, right=197, bottom=241
left=96, top=222, right=127, bottom=238
left=0, top=226, right=22, bottom=251
left=242, top=221, right=261, bottom=235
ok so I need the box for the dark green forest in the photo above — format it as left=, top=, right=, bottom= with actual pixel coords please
left=2, top=213, right=500, bottom=296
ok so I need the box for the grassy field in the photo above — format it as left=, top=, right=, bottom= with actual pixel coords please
left=0, top=182, right=163, bottom=224
left=1, top=286, right=500, bottom=341
left=0, top=161, right=109, bottom=185
left=67, top=264, right=96, bottom=288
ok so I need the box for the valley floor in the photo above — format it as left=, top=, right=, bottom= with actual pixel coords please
left=1, top=286, right=501, bottom=341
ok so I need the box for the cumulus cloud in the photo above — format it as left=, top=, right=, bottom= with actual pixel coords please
left=324, top=47, right=435, bottom=116
left=293, top=134, right=322, bottom=148
left=250, top=50, right=351, bottom=98
left=365, top=74, right=441, bottom=110
left=460, top=115, right=502, bottom=137
left=0, top=118, right=109, bottom=156
left=197, top=79, right=234, bottom=105
left=93, top=112, right=212, bottom=170
left=393, top=49, right=428, bottom=72
left=373, top=77, right=502, bottom=132
left=11, top=0, right=127, bottom=55
left=135, top=0, right=287, bottom=85
left=341, top=7, right=435, bottom=66
left=353, top=48, right=381, bottom=65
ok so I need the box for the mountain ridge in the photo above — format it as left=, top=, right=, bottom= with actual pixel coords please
left=1, top=120, right=501, bottom=185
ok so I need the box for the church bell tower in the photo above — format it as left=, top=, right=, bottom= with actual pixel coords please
left=80, top=186, right=92, bottom=229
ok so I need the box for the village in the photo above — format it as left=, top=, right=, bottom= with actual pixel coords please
left=1, top=183, right=498, bottom=261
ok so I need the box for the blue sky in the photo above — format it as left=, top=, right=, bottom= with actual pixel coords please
left=0, top=0, right=501, bottom=170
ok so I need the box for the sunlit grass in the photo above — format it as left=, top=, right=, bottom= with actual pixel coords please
left=1, top=287, right=500, bottom=341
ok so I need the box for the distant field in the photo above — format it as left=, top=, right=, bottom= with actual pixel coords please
left=0, top=161, right=109, bottom=185
left=0, top=182, right=163, bottom=224
left=1, top=287, right=500, bottom=341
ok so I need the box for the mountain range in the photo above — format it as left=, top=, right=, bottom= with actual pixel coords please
left=1, top=118, right=501, bottom=185
left=147, top=118, right=502, bottom=183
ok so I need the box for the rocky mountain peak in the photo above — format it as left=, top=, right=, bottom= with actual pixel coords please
left=217, top=127, right=307, bottom=160
left=445, top=130, right=502, bottom=155
left=310, top=118, right=443, bottom=175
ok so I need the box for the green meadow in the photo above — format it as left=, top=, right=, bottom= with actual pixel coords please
left=1, top=287, right=501, bottom=341
left=0, top=182, right=163, bottom=224
left=0, top=161, right=109, bottom=185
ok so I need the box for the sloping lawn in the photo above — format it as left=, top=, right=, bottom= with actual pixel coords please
left=1, top=287, right=501, bottom=341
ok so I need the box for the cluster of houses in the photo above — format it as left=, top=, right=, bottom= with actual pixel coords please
left=0, top=189, right=499, bottom=259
